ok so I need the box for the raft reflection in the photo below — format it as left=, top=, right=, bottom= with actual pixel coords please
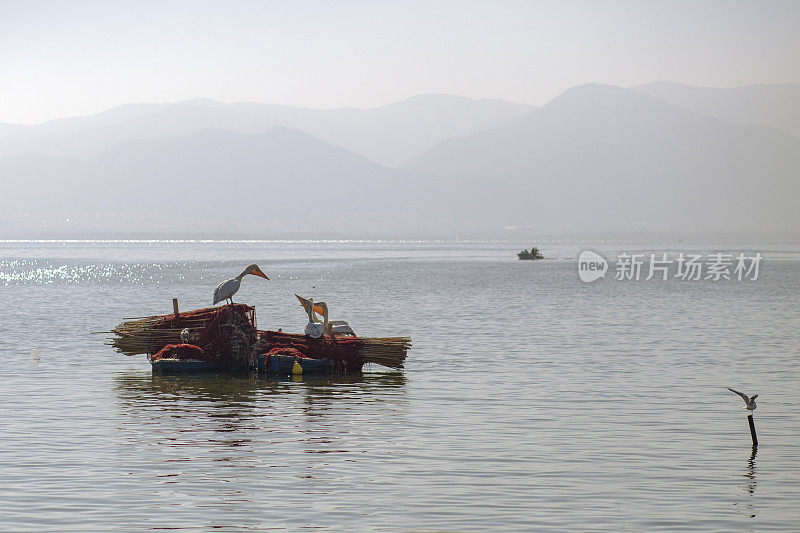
left=113, top=371, right=409, bottom=452
left=110, top=370, right=409, bottom=509
left=115, top=370, right=408, bottom=405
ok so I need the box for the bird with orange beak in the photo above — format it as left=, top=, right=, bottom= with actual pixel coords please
left=213, top=264, right=269, bottom=305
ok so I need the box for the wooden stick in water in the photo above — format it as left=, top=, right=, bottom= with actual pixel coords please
left=748, top=413, right=758, bottom=447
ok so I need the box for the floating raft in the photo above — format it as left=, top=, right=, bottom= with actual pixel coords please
left=108, top=304, right=410, bottom=375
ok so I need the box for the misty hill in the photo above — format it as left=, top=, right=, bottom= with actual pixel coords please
left=245, top=94, right=534, bottom=167
left=3, top=83, right=799, bottom=238
left=633, top=82, right=800, bottom=140
left=0, top=127, right=527, bottom=238
left=0, top=95, right=534, bottom=167
left=407, top=84, right=800, bottom=235
left=0, top=103, right=170, bottom=147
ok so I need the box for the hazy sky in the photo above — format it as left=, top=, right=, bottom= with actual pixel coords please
left=2, top=0, right=799, bottom=124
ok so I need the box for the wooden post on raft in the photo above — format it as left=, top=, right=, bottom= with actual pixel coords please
left=173, top=298, right=179, bottom=316
left=748, top=413, right=758, bottom=447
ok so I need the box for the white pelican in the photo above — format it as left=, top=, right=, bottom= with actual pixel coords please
left=727, top=387, right=758, bottom=411
left=296, top=293, right=322, bottom=322
left=303, top=297, right=324, bottom=338
left=294, top=294, right=356, bottom=336
left=315, top=301, right=356, bottom=336
left=213, top=264, right=269, bottom=305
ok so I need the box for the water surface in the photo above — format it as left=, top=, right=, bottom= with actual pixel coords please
left=1, top=240, right=799, bottom=531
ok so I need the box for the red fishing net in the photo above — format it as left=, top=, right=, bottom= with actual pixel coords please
left=151, top=343, right=210, bottom=361
left=266, top=346, right=308, bottom=359
left=257, top=330, right=364, bottom=367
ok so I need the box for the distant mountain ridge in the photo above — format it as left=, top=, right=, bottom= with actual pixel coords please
left=633, top=81, right=800, bottom=140
left=407, top=83, right=800, bottom=234
left=0, top=126, right=528, bottom=238
left=1, top=84, right=798, bottom=238
left=0, top=94, right=535, bottom=167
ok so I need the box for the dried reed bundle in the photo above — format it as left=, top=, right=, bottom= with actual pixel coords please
left=108, top=306, right=243, bottom=356
left=357, top=337, right=412, bottom=369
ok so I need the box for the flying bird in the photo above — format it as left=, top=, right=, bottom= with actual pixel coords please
left=213, top=264, right=269, bottom=305
left=727, top=387, right=758, bottom=411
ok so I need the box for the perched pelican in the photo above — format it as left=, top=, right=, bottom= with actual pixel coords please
left=303, top=297, right=324, bottom=338
left=315, top=301, right=356, bottom=336
left=294, top=294, right=356, bottom=336
left=727, top=387, right=758, bottom=411
left=295, top=293, right=323, bottom=322
left=213, top=264, right=269, bottom=305
left=180, top=328, right=191, bottom=344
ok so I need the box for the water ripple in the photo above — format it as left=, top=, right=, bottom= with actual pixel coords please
left=0, top=242, right=798, bottom=531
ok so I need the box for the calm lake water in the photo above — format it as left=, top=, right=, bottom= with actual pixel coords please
left=1, top=240, right=799, bottom=531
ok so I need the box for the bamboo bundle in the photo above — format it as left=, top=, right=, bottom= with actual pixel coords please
left=358, top=337, right=412, bottom=369
left=108, top=306, right=251, bottom=356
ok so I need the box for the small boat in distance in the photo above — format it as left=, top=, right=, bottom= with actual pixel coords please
left=518, top=246, right=544, bottom=260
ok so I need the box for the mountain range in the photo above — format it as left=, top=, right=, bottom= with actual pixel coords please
left=1, top=83, right=798, bottom=239
left=633, top=81, right=800, bottom=140
left=0, top=94, right=533, bottom=166
left=408, top=84, right=800, bottom=235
